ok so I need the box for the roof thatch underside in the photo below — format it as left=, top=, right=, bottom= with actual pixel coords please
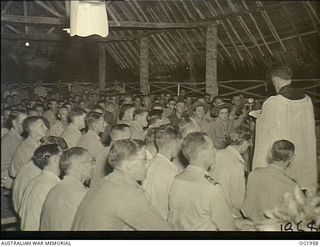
left=1, top=0, right=320, bottom=77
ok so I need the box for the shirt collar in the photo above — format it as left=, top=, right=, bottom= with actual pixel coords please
left=155, top=153, right=179, bottom=172
left=185, top=165, right=209, bottom=176
left=86, top=130, right=100, bottom=140
left=42, top=169, right=60, bottom=182
left=63, top=175, right=87, bottom=189
left=226, top=145, right=245, bottom=163
left=70, top=123, right=82, bottom=134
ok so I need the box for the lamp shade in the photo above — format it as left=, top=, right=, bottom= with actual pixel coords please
left=69, top=0, right=109, bottom=37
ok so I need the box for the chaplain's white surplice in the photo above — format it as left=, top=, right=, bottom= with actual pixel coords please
left=252, top=94, right=317, bottom=194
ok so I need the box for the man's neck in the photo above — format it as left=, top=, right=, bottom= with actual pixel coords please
left=188, top=162, right=208, bottom=173
left=44, top=165, right=60, bottom=177
left=71, top=122, right=80, bottom=130
left=66, top=171, right=85, bottom=184
left=29, top=133, right=42, bottom=143
left=176, top=112, right=182, bottom=118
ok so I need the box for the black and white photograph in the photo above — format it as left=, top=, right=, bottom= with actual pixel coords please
left=1, top=0, right=319, bottom=240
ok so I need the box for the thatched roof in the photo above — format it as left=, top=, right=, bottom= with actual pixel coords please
left=1, top=0, right=320, bottom=76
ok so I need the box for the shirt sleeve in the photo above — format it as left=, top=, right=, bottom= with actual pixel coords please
left=117, top=189, right=173, bottom=230
left=210, top=184, right=236, bottom=231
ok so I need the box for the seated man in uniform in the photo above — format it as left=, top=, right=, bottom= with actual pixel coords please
left=243, top=139, right=301, bottom=222
left=40, top=147, right=93, bottom=230
left=168, top=132, right=236, bottom=231
left=72, top=139, right=172, bottom=230
left=60, top=108, right=86, bottom=148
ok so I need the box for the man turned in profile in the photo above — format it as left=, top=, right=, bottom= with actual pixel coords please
left=72, top=139, right=172, bottom=230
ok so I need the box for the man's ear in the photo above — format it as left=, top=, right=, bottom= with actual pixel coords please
left=12, top=119, right=18, bottom=128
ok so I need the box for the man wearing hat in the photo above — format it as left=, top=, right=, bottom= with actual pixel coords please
left=190, top=102, right=214, bottom=140
left=210, top=102, right=234, bottom=150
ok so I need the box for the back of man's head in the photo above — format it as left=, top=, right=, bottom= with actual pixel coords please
left=110, top=124, right=131, bottom=141
left=108, top=139, right=145, bottom=168
left=32, top=144, right=61, bottom=170
left=155, top=125, right=181, bottom=150
left=181, top=132, right=212, bottom=162
left=85, top=111, right=104, bottom=129
left=40, top=136, right=68, bottom=150
left=147, top=109, right=163, bottom=126
left=59, top=147, right=88, bottom=175
left=271, top=139, right=295, bottom=163
left=270, top=65, right=292, bottom=80
left=68, top=108, right=86, bottom=123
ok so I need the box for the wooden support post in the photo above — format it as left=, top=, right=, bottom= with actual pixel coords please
left=140, top=37, right=150, bottom=95
left=205, top=23, right=218, bottom=97
left=98, top=44, right=106, bottom=90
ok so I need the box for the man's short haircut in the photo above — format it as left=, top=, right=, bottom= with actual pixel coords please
left=271, top=139, right=295, bottom=162
left=181, top=132, right=210, bottom=161
left=133, top=109, right=148, bottom=119
left=229, top=126, right=252, bottom=146
left=85, top=111, right=104, bottom=128
left=270, top=65, right=292, bottom=80
left=22, top=116, right=46, bottom=134
left=40, top=136, right=68, bottom=150
left=32, top=144, right=61, bottom=170
left=48, top=99, right=57, bottom=105
left=155, top=125, right=181, bottom=149
left=119, top=104, right=135, bottom=120
left=111, top=124, right=130, bottom=133
left=60, top=147, right=88, bottom=174
left=7, top=110, right=27, bottom=129
left=108, top=139, right=145, bottom=168
left=68, top=108, right=86, bottom=122
left=147, top=109, right=163, bottom=125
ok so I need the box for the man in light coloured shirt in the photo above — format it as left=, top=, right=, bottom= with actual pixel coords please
left=190, top=102, right=214, bottom=139
left=72, top=139, right=172, bottom=230
left=43, top=99, right=58, bottom=127
left=118, top=104, right=135, bottom=125
left=1, top=110, right=27, bottom=189
left=76, top=111, right=107, bottom=158
left=168, top=132, right=236, bottom=231
left=210, top=126, right=252, bottom=218
left=129, top=109, right=148, bottom=140
left=19, top=144, right=62, bottom=230
left=49, top=107, right=69, bottom=136
left=12, top=136, right=68, bottom=214
left=91, top=124, right=132, bottom=187
left=143, top=125, right=181, bottom=220
left=243, top=140, right=300, bottom=222
left=9, top=116, right=49, bottom=179
left=40, top=147, right=93, bottom=230
left=60, top=108, right=86, bottom=148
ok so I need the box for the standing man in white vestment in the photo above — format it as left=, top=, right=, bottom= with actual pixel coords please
left=143, top=125, right=182, bottom=220
left=40, top=147, right=93, bottom=230
left=60, top=108, right=86, bottom=148
left=19, top=144, right=62, bottom=230
left=252, top=66, right=317, bottom=194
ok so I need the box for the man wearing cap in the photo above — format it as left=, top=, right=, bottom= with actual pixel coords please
left=252, top=66, right=317, bottom=195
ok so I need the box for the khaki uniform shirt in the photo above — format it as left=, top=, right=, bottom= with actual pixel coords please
left=211, top=118, right=234, bottom=150
left=76, top=130, right=104, bottom=158
left=19, top=170, right=60, bottom=230
left=72, top=170, right=172, bottom=230
left=60, top=124, right=82, bottom=148
left=210, top=146, right=246, bottom=217
left=12, top=161, right=41, bottom=214
left=143, top=153, right=179, bottom=220
left=243, top=165, right=299, bottom=222
left=50, top=121, right=69, bottom=137
left=1, top=128, right=23, bottom=188
left=9, top=136, right=40, bottom=178
left=168, top=165, right=236, bottom=231
left=40, top=176, right=88, bottom=231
